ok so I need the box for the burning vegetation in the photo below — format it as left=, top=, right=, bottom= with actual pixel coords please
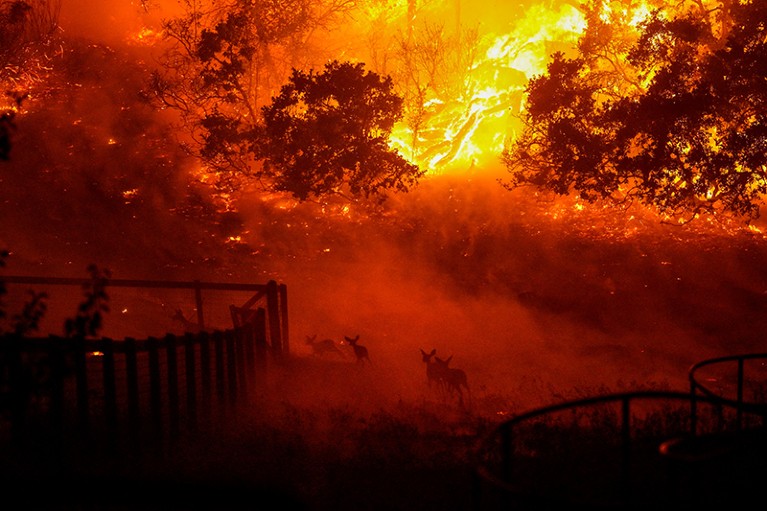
left=4, top=0, right=767, bottom=222
left=2, top=1, right=767, bottom=508
left=1, top=0, right=766, bottom=391
left=1, top=0, right=766, bottom=412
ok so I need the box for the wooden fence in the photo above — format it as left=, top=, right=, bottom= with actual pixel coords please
left=1, top=314, right=268, bottom=458
left=1, top=276, right=290, bottom=353
left=0, top=277, right=290, bottom=460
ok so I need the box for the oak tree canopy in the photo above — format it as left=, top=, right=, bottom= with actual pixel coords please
left=151, top=0, right=422, bottom=202
left=502, top=0, right=767, bottom=223
left=256, top=60, right=424, bottom=201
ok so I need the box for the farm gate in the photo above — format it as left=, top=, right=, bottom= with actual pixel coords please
left=0, top=276, right=289, bottom=460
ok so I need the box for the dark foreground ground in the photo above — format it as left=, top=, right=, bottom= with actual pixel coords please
left=3, top=355, right=767, bottom=511
left=6, top=189, right=767, bottom=509
left=1, top=356, right=487, bottom=511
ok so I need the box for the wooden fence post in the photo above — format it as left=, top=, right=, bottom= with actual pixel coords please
left=235, top=324, right=249, bottom=401
left=7, top=335, right=26, bottom=443
left=101, top=338, right=118, bottom=453
left=213, top=331, right=226, bottom=408
left=124, top=337, right=141, bottom=451
left=198, top=331, right=212, bottom=422
left=279, top=283, right=289, bottom=354
left=48, top=336, right=66, bottom=452
left=266, top=280, right=282, bottom=358
left=254, top=308, right=268, bottom=376
left=184, top=333, right=198, bottom=429
left=147, top=337, right=163, bottom=446
left=165, top=334, right=180, bottom=438
left=243, top=321, right=256, bottom=389
left=225, top=330, right=238, bottom=405
left=73, top=336, right=89, bottom=434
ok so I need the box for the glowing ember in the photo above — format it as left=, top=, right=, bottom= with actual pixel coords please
left=122, top=188, right=139, bottom=200
left=128, top=27, right=161, bottom=45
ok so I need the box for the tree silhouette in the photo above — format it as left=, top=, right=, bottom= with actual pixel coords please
left=256, top=60, right=424, bottom=201
left=149, top=0, right=358, bottom=195
left=0, top=0, right=62, bottom=104
left=502, top=0, right=767, bottom=223
left=64, top=264, right=110, bottom=339
left=0, top=106, right=12, bottom=161
left=0, top=251, right=8, bottom=325
left=0, top=93, right=24, bottom=161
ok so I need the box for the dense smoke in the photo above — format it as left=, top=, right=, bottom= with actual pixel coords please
left=2, top=0, right=767, bottom=416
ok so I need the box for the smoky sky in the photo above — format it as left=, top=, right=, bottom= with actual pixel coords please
left=3, top=0, right=767, bottom=413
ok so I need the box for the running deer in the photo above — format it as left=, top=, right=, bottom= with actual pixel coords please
left=305, top=334, right=345, bottom=358
left=344, top=335, right=370, bottom=364
left=420, top=348, right=446, bottom=391
left=434, top=355, right=470, bottom=405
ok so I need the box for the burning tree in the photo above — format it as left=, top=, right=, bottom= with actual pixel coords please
left=256, top=60, right=423, bottom=201
left=392, top=21, right=481, bottom=167
left=502, top=0, right=767, bottom=223
left=0, top=0, right=61, bottom=105
left=149, top=0, right=417, bottom=201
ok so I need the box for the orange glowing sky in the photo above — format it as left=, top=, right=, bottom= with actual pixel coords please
left=57, top=0, right=590, bottom=175
left=3, top=0, right=767, bottom=415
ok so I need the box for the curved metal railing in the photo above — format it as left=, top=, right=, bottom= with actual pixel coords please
left=473, top=389, right=766, bottom=510
left=688, top=352, right=767, bottom=432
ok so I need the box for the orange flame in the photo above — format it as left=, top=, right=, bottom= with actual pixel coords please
left=385, top=2, right=588, bottom=174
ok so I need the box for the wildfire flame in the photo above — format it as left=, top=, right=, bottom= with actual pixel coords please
left=122, top=1, right=596, bottom=178
left=7, top=0, right=761, bottom=236
left=385, top=2, right=588, bottom=174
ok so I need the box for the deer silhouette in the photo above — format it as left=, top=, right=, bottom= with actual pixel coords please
left=305, top=334, right=345, bottom=358
left=420, top=348, right=446, bottom=392
left=344, top=335, right=370, bottom=364
left=434, top=355, right=470, bottom=406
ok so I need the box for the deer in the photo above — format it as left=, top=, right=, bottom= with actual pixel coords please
left=305, top=334, right=345, bottom=358
left=420, top=348, right=447, bottom=392
left=434, top=355, right=470, bottom=406
left=344, top=335, right=370, bottom=364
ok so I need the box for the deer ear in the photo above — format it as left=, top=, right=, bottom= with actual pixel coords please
left=430, top=349, right=436, bottom=355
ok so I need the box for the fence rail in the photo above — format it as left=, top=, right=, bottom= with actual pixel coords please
left=689, top=352, right=767, bottom=432
left=470, top=354, right=767, bottom=509
left=473, top=389, right=767, bottom=509
left=1, top=314, right=269, bottom=458
left=2, top=276, right=290, bottom=353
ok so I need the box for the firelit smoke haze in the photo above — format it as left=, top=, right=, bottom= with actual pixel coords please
left=3, top=1, right=767, bottom=413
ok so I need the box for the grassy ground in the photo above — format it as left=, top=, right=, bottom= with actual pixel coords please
left=0, top=356, right=492, bottom=510
left=2, top=347, right=767, bottom=510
